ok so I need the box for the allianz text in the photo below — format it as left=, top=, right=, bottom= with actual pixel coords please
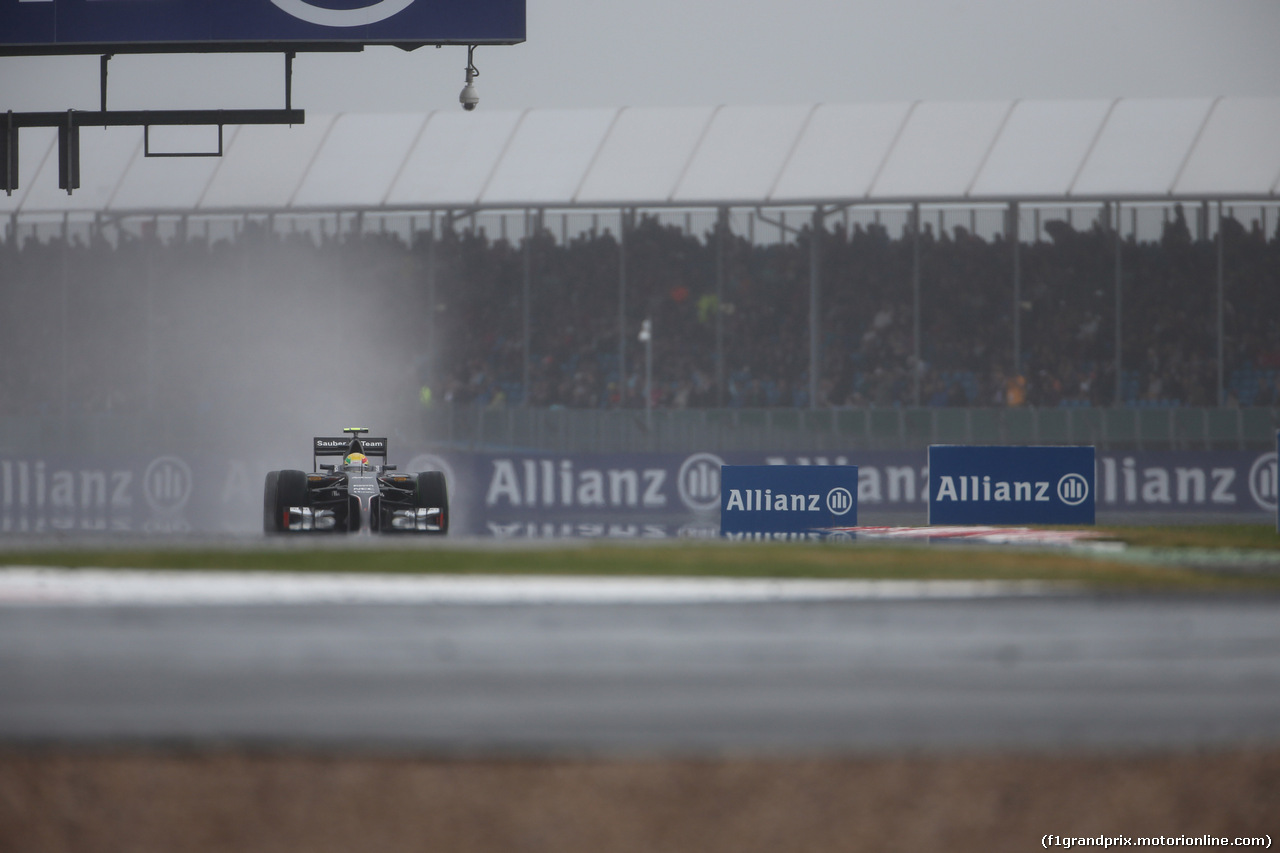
left=935, top=475, right=1051, bottom=502
left=725, top=489, right=822, bottom=512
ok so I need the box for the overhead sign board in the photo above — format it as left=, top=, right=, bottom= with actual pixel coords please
left=928, top=445, right=1095, bottom=526
left=0, top=0, right=525, bottom=55
left=720, top=465, right=858, bottom=540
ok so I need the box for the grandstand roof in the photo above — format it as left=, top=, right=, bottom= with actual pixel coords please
left=5, top=97, right=1280, bottom=215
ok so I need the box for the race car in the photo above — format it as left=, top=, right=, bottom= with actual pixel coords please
left=263, top=428, right=448, bottom=534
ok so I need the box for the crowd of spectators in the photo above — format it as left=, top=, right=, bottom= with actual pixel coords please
left=1, top=205, right=1278, bottom=422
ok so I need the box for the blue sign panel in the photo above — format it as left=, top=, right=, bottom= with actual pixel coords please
left=720, top=465, right=858, bottom=540
left=0, top=0, right=525, bottom=55
left=928, top=445, right=1095, bottom=526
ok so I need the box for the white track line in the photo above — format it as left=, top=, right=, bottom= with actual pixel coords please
left=0, top=568, right=1060, bottom=606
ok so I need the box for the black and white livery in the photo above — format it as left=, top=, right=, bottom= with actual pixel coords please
left=264, top=428, right=448, bottom=535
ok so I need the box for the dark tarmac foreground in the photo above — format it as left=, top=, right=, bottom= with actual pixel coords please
left=3, top=596, right=1279, bottom=752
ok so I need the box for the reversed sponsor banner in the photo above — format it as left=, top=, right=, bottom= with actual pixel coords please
left=928, top=446, right=1095, bottom=526
left=482, top=520, right=720, bottom=541
left=720, top=465, right=858, bottom=540
left=829, top=526, right=1109, bottom=546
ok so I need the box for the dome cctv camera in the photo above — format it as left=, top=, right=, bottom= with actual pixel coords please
left=460, top=45, right=479, bottom=111
left=460, top=77, right=478, bottom=111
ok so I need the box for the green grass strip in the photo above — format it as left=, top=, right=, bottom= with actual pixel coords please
left=1095, top=524, right=1280, bottom=551
left=0, top=524, right=1276, bottom=592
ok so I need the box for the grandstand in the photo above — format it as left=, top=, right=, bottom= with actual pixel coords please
left=2, top=98, right=1278, bottom=453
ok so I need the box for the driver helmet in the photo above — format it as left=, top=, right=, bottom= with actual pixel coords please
left=344, top=452, right=369, bottom=468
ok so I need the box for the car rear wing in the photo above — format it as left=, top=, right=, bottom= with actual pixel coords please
left=313, top=436, right=388, bottom=471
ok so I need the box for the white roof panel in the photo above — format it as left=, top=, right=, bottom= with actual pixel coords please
left=1071, top=98, right=1213, bottom=197
left=6, top=98, right=1277, bottom=215
left=1174, top=97, right=1280, bottom=197
left=387, top=109, right=522, bottom=207
left=770, top=102, right=911, bottom=202
left=969, top=99, right=1112, bottom=199
left=200, top=116, right=336, bottom=210
left=0, top=128, right=55, bottom=213
left=480, top=108, right=617, bottom=206
left=108, top=132, right=232, bottom=211
left=672, top=104, right=814, bottom=204
left=291, top=113, right=427, bottom=208
left=574, top=106, right=714, bottom=205
left=872, top=100, right=1012, bottom=199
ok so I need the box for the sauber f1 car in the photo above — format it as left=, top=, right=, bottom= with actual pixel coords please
left=264, top=428, right=448, bottom=534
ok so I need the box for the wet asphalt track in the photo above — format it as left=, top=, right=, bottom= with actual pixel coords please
left=2, top=585, right=1280, bottom=754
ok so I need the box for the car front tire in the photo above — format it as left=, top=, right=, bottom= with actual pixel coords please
left=265, top=469, right=308, bottom=533
left=416, top=471, right=449, bottom=535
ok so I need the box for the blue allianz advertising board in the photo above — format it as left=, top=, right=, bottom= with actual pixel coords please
left=720, top=465, right=857, bottom=539
left=928, top=445, right=1095, bottom=525
left=0, top=0, right=525, bottom=55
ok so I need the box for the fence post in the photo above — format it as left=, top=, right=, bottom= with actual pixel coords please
left=715, top=207, right=728, bottom=406
left=1114, top=201, right=1124, bottom=407
left=522, top=209, right=532, bottom=406
left=1010, top=202, right=1021, bottom=378
left=810, top=205, right=821, bottom=410
left=1216, top=201, right=1225, bottom=406
left=618, top=208, right=629, bottom=410
left=911, top=204, right=922, bottom=407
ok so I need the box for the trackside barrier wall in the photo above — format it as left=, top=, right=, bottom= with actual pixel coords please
left=1, top=449, right=1276, bottom=537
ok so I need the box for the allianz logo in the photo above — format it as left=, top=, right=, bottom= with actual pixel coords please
left=1, top=458, right=135, bottom=532
left=486, top=458, right=667, bottom=508
left=682, top=454, right=917, bottom=512
left=1097, top=457, right=1240, bottom=506
left=934, top=473, right=1090, bottom=504
left=725, top=486, right=854, bottom=515
left=1251, top=452, right=1277, bottom=512
left=1, top=457, right=193, bottom=525
left=2, top=460, right=133, bottom=511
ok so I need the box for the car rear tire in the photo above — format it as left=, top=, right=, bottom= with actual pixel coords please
left=416, top=470, right=449, bottom=535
